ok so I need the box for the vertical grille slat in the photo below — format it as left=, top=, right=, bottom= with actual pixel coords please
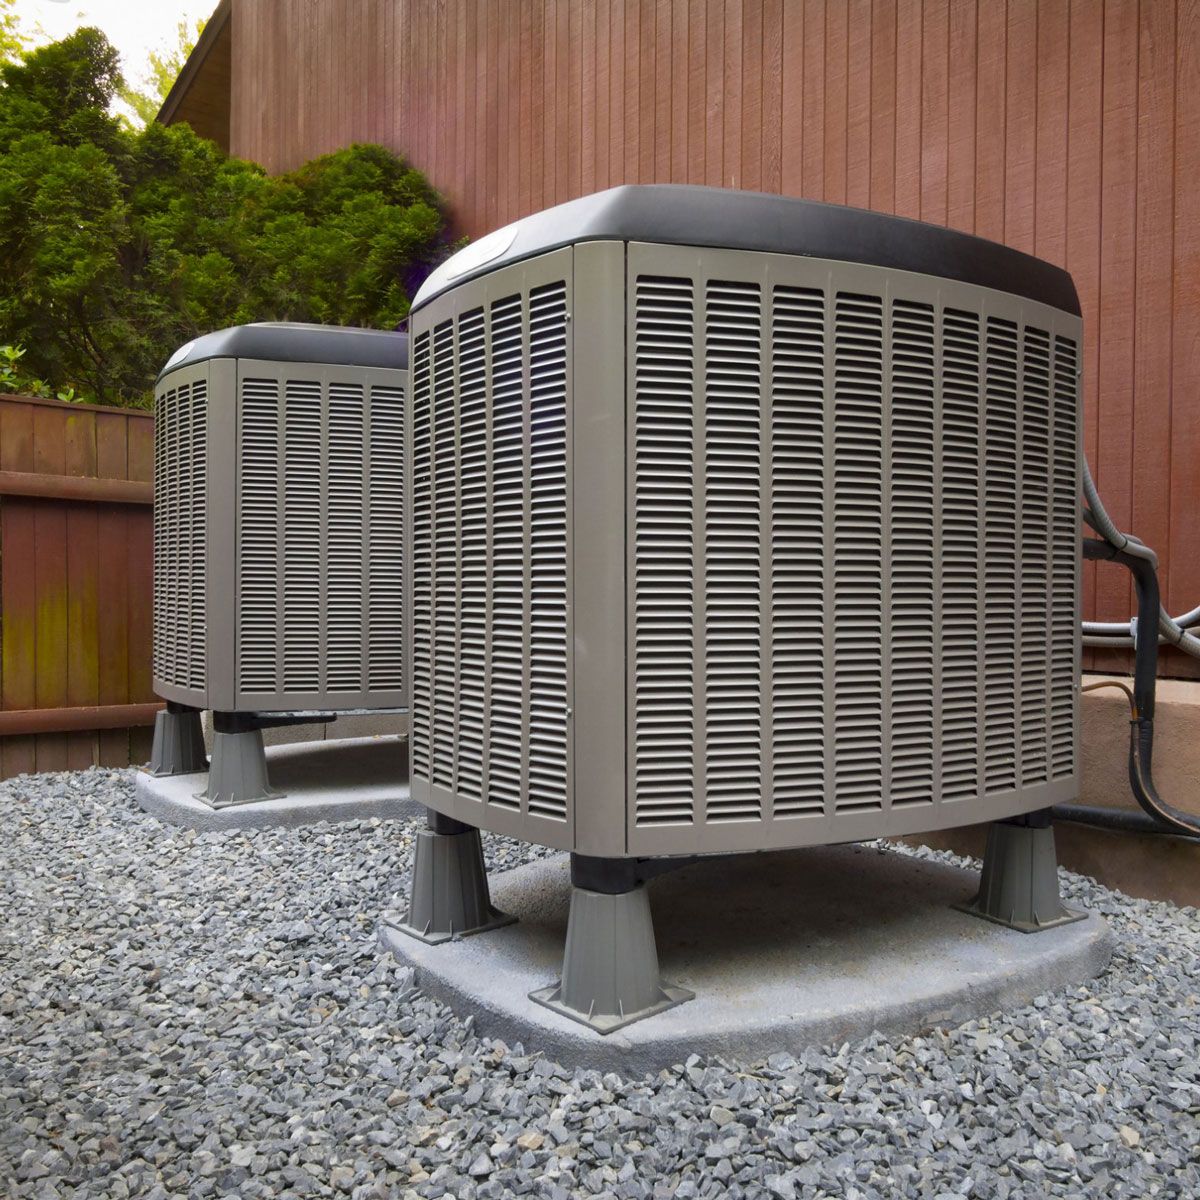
left=237, top=378, right=281, bottom=694
left=410, top=335, right=434, bottom=779
left=769, top=286, right=826, bottom=817
left=983, top=317, right=1020, bottom=793
left=1051, top=335, right=1079, bottom=778
left=526, top=282, right=571, bottom=819
left=888, top=299, right=936, bottom=808
left=703, top=280, right=763, bottom=822
left=632, top=277, right=697, bottom=826
left=282, top=381, right=323, bottom=694
left=487, top=294, right=526, bottom=811
left=941, top=309, right=982, bottom=801
left=1020, top=327, right=1052, bottom=785
left=366, top=384, right=405, bottom=692
left=831, top=291, right=885, bottom=814
left=326, top=383, right=365, bottom=693
left=430, top=320, right=458, bottom=789
left=455, top=309, right=489, bottom=801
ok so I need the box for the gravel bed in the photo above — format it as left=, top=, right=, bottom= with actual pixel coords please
left=1, top=767, right=1198, bottom=1200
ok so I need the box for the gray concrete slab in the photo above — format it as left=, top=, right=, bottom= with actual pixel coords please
left=136, top=736, right=419, bottom=831
left=379, top=843, right=1113, bottom=1074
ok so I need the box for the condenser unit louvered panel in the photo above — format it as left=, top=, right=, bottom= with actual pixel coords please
left=407, top=185, right=1081, bottom=859
left=231, top=365, right=409, bottom=711
left=407, top=251, right=574, bottom=845
left=153, top=324, right=408, bottom=716
left=153, top=371, right=208, bottom=698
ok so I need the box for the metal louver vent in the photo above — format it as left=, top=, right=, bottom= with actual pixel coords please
left=769, top=286, right=826, bottom=818
left=629, top=257, right=1079, bottom=843
left=235, top=371, right=405, bottom=707
left=326, top=383, right=365, bottom=692
left=237, top=378, right=281, bottom=694
left=367, top=385, right=405, bottom=693
left=831, top=291, right=885, bottom=815
left=1051, top=337, right=1080, bottom=778
left=888, top=298, right=936, bottom=809
left=632, top=276, right=696, bottom=826
left=983, top=318, right=1019, bottom=794
left=153, top=375, right=208, bottom=693
left=940, top=308, right=982, bottom=802
left=409, top=275, right=573, bottom=828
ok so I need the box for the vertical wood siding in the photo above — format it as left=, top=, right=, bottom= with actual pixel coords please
left=0, top=397, right=155, bottom=777
left=229, top=0, right=1200, bottom=672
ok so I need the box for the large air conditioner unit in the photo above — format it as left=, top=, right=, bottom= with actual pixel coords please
left=397, top=186, right=1084, bottom=1031
left=150, top=323, right=408, bottom=805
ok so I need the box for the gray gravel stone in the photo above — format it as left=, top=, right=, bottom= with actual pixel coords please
left=0, top=766, right=1198, bottom=1199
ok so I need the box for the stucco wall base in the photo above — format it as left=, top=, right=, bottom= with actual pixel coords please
left=903, top=676, right=1200, bottom=907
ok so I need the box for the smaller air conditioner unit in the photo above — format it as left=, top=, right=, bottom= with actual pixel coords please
left=149, top=323, right=408, bottom=805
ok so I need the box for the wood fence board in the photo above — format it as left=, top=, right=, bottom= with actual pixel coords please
left=66, top=503, right=100, bottom=769
left=0, top=401, right=34, bottom=472
left=2, top=497, right=38, bottom=778
left=97, top=504, right=132, bottom=767
left=95, top=410, right=129, bottom=480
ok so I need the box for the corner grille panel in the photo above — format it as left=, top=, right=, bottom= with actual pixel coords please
left=409, top=274, right=573, bottom=827
left=153, top=375, right=208, bottom=693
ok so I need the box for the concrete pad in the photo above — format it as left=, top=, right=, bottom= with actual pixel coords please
left=380, top=844, right=1113, bottom=1074
left=136, top=736, right=419, bottom=831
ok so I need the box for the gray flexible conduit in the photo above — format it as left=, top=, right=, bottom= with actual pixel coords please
left=1081, top=457, right=1200, bottom=657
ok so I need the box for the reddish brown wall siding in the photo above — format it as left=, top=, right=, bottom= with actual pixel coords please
left=229, top=0, right=1200, bottom=668
left=0, top=396, right=156, bottom=778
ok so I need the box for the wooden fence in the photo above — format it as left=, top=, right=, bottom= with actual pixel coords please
left=0, top=394, right=159, bottom=779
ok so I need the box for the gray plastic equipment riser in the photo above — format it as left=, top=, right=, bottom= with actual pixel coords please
left=149, top=708, right=208, bottom=777
left=387, top=828, right=514, bottom=945
left=200, top=728, right=281, bottom=808
left=529, top=884, right=693, bottom=1034
left=957, top=820, right=1085, bottom=933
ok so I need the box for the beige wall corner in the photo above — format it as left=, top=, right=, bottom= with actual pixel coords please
left=902, top=676, right=1200, bottom=907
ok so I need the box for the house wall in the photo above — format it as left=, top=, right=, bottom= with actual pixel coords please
left=226, top=0, right=1200, bottom=666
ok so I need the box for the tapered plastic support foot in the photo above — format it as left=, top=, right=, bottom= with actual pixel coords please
left=149, top=706, right=208, bottom=776
left=956, top=817, right=1085, bottom=933
left=198, top=729, right=280, bottom=808
left=387, top=826, right=515, bottom=945
left=530, top=884, right=694, bottom=1034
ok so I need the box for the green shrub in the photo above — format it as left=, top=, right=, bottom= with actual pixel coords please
left=0, top=28, right=450, bottom=406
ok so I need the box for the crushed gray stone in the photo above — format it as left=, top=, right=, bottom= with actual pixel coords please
left=0, top=765, right=1197, bottom=1199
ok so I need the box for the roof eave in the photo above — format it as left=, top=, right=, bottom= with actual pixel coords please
left=155, top=0, right=232, bottom=128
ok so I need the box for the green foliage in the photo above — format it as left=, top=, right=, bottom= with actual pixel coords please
left=0, top=342, right=77, bottom=402
left=0, top=28, right=449, bottom=407
left=119, top=17, right=204, bottom=129
left=0, top=0, right=26, bottom=67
